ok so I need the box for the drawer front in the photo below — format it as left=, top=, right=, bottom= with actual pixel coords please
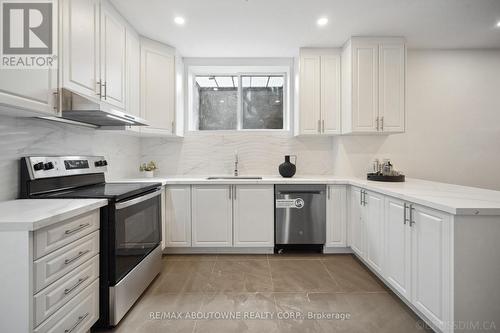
left=34, top=279, right=99, bottom=333
left=34, top=231, right=99, bottom=293
left=34, top=210, right=99, bottom=260
left=34, top=255, right=99, bottom=326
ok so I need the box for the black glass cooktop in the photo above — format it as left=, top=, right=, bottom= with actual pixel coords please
left=35, top=182, right=162, bottom=202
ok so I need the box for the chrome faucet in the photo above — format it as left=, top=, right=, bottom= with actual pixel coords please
left=234, top=151, right=239, bottom=176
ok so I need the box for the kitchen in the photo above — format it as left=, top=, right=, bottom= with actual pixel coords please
left=0, top=0, right=500, bottom=332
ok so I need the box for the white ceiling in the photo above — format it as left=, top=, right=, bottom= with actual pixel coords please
left=111, top=0, right=500, bottom=57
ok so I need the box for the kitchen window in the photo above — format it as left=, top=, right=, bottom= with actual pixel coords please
left=191, top=73, right=287, bottom=131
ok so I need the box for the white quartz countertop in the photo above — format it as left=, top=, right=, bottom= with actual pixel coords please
left=0, top=199, right=108, bottom=231
left=108, top=176, right=500, bottom=216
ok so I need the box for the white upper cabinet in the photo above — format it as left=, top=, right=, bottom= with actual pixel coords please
left=140, top=38, right=176, bottom=133
left=326, top=185, right=347, bottom=247
left=233, top=185, right=274, bottom=247
left=298, top=48, right=341, bottom=135
left=125, top=29, right=141, bottom=117
left=100, top=1, right=126, bottom=109
left=61, top=0, right=100, bottom=101
left=0, top=2, right=58, bottom=116
left=379, top=42, right=406, bottom=132
left=342, top=37, right=405, bottom=134
left=191, top=185, right=233, bottom=247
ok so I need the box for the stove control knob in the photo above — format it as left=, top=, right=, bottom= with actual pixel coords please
left=94, top=161, right=102, bottom=167
left=102, top=160, right=108, bottom=166
left=44, top=162, right=54, bottom=170
left=33, top=162, right=44, bottom=171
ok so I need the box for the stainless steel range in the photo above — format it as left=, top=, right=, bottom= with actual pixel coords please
left=20, top=156, right=162, bottom=328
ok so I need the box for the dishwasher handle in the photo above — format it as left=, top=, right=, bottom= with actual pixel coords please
left=277, top=190, right=323, bottom=195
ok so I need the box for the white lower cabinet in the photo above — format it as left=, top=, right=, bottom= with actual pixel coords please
left=165, top=185, right=192, bottom=247
left=363, top=190, right=384, bottom=274
left=166, top=184, right=274, bottom=249
left=384, top=197, right=412, bottom=301
left=326, top=185, right=347, bottom=247
left=233, top=185, right=274, bottom=247
left=349, top=187, right=364, bottom=256
left=0, top=209, right=100, bottom=333
left=410, top=204, right=451, bottom=331
left=191, top=185, right=233, bottom=247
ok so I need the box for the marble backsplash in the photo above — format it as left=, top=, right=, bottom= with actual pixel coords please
left=0, top=116, right=142, bottom=201
left=140, top=132, right=336, bottom=176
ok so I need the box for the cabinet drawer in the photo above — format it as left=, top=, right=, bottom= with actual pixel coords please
left=34, top=231, right=99, bottom=293
left=34, top=255, right=99, bottom=326
left=34, top=210, right=99, bottom=260
left=34, top=279, right=99, bottom=333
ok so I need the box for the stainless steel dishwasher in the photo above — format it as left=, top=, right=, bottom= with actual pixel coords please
left=275, top=185, right=326, bottom=252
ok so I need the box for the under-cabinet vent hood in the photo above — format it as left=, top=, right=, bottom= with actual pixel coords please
left=60, top=89, right=148, bottom=127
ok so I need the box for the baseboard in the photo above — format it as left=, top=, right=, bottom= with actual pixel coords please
left=323, top=246, right=353, bottom=254
left=163, top=247, right=274, bottom=254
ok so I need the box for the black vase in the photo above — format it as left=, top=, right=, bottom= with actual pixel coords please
left=279, top=155, right=296, bottom=178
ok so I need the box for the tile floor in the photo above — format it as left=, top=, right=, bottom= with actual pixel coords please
left=108, top=254, right=431, bottom=333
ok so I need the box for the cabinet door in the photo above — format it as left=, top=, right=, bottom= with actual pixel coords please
left=140, top=39, right=175, bottom=132
left=61, top=0, right=100, bottom=100
left=125, top=29, right=141, bottom=117
left=0, top=69, right=57, bottom=116
left=233, top=185, right=274, bottom=247
left=191, top=185, right=232, bottom=247
left=411, top=205, right=452, bottom=331
left=379, top=42, right=405, bottom=133
left=299, top=55, right=321, bottom=134
left=349, top=187, right=364, bottom=256
left=351, top=42, right=379, bottom=132
left=326, top=185, right=347, bottom=247
left=320, top=54, right=341, bottom=135
left=384, top=197, right=411, bottom=300
left=100, top=2, right=126, bottom=109
left=165, top=186, right=191, bottom=247
left=364, top=191, right=384, bottom=273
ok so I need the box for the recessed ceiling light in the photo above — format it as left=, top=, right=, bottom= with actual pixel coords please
left=174, top=16, right=185, bottom=25
left=317, top=17, right=328, bottom=26
left=496, top=20, right=500, bottom=28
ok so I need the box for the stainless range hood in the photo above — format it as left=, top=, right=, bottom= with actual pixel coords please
left=60, top=89, right=149, bottom=127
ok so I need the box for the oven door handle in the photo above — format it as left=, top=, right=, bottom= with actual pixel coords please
left=115, top=188, right=163, bottom=210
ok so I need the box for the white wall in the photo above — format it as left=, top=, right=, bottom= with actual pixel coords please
left=0, top=116, right=142, bottom=201
left=333, top=49, right=500, bottom=190
left=142, top=49, right=500, bottom=191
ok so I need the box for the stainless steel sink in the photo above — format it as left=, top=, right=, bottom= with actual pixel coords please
left=206, top=176, right=263, bottom=180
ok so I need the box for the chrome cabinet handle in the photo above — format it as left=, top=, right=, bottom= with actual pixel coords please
left=409, top=204, right=415, bottom=227
left=359, top=190, right=363, bottom=205
left=327, top=187, right=331, bottom=200
left=96, top=81, right=101, bottom=96
left=363, top=191, right=367, bottom=206
left=233, top=185, right=237, bottom=200
left=381, top=116, right=384, bottom=131
left=64, top=250, right=90, bottom=265
left=64, top=312, right=89, bottom=333
left=317, top=120, right=321, bottom=133
left=376, top=117, right=380, bottom=131
left=65, top=223, right=90, bottom=235
left=229, top=186, right=232, bottom=200
left=322, top=120, right=325, bottom=133
left=403, top=203, right=408, bottom=224
left=103, top=82, right=107, bottom=99
left=64, top=276, right=90, bottom=295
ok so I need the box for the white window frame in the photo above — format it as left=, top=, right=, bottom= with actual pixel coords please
left=185, top=62, right=293, bottom=135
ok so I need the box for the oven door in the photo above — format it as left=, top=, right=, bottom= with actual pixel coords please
left=112, top=188, right=162, bottom=284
